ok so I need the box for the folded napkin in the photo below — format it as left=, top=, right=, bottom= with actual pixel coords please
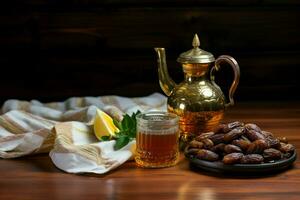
left=0, top=93, right=167, bottom=174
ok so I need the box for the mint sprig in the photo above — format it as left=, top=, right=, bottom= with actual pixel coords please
left=100, top=135, right=111, bottom=141
left=113, top=110, right=141, bottom=150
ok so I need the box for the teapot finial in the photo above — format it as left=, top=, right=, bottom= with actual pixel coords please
left=177, top=33, right=215, bottom=63
left=192, top=34, right=200, bottom=48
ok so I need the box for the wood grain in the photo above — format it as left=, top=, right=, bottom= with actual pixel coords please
left=0, top=102, right=300, bottom=200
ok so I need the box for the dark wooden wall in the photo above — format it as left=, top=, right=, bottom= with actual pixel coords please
left=1, top=0, right=300, bottom=103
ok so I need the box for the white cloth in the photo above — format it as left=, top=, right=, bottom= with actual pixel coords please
left=0, top=93, right=167, bottom=174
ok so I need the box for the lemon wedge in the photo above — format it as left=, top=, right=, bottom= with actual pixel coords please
left=94, top=109, right=119, bottom=140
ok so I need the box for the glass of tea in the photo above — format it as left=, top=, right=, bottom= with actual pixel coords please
left=135, top=111, right=179, bottom=168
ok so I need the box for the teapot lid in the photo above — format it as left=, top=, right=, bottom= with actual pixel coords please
left=177, top=34, right=215, bottom=64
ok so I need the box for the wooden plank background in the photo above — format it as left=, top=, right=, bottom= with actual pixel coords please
left=0, top=0, right=299, bottom=103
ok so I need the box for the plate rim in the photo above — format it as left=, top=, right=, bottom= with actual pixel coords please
left=187, top=151, right=297, bottom=172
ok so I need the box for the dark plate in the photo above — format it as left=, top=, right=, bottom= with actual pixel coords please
left=187, top=151, right=297, bottom=174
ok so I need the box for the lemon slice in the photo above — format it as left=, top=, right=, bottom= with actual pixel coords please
left=94, top=109, right=119, bottom=140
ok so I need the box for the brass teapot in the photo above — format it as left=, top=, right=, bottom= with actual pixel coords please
left=155, top=34, right=240, bottom=137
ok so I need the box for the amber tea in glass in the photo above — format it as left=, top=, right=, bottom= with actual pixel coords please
left=135, top=111, right=179, bottom=168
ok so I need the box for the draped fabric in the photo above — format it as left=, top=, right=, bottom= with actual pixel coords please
left=0, top=93, right=166, bottom=174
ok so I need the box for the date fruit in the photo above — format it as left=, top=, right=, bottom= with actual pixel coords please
left=228, top=121, right=244, bottom=130
left=232, top=138, right=251, bottom=151
left=215, top=124, right=229, bottom=133
left=265, top=137, right=280, bottom=149
left=209, top=134, right=225, bottom=145
left=216, top=121, right=243, bottom=133
left=240, top=154, right=264, bottom=164
left=185, top=121, right=295, bottom=165
left=245, top=129, right=265, bottom=141
left=195, top=132, right=214, bottom=142
left=224, top=127, right=245, bottom=143
left=261, top=131, right=274, bottom=138
left=202, top=138, right=214, bottom=149
left=224, top=144, right=242, bottom=154
left=184, top=148, right=199, bottom=156
left=223, top=153, right=244, bottom=164
left=196, top=149, right=219, bottom=161
left=210, top=143, right=226, bottom=153
left=263, top=148, right=282, bottom=161
left=247, top=139, right=269, bottom=154
left=245, top=123, right=262, bottom=133
left=279, top=143, right=295, bottom=153
left=189, top=140, right=204, bottom=149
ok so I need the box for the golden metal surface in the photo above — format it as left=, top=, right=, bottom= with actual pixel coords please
left=213, top=55, right=240, bottom=107
left=167, top=63, right=226, bottom=135
left=155, top=48, right=176, bottom=96
left=154, top=34, right=240, bottom=136
left=177, top=34, right=215, bottom=64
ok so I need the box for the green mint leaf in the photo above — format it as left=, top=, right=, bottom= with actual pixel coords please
left=100, top=135, right=111, bottom=141
left=112, top=110, right=141, bottom=147
left=128, top=130, right=136, bottom=138
left=114, top=135, right=130, bottom=150
left=131, top=110, right=141, bottom=119
left=121, top=114, right=133, bottom=131
left=133, top=110, right=141, bottom=125
left=113, top=118, right=122, bottom=130
left=128, top=110, right=140, bottom=138
left=114, top=131, right=126, bottom=138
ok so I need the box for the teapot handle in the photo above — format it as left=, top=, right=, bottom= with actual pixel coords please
left=210, top=55, right=240, bottom=107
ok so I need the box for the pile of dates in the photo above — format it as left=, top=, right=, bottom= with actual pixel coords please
left=185, top=122, right=295, bottom=164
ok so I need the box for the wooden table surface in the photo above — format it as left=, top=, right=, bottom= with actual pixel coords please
left=0, top=102, right=300, bottom=200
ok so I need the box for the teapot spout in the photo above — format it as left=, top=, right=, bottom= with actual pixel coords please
left=154, top=48, right=176, bottom=96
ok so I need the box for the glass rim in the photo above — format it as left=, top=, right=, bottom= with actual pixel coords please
left=136, top=111, right=179, bottom=125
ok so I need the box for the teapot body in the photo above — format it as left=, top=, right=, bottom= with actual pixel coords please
left=167, top=65, right=225, bottom=136
left=155, top=34, right=240, bottom=138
